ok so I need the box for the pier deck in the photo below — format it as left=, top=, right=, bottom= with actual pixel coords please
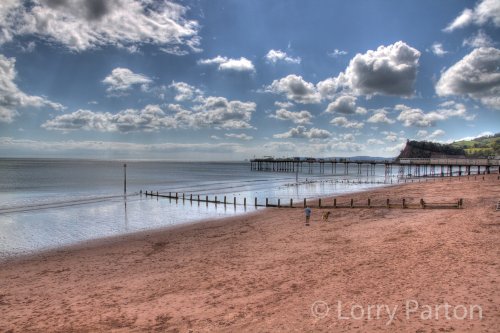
left=249, top=157, right=500, bottom=177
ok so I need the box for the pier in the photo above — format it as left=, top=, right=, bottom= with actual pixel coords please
left=249, top=157, right=500, bottom=177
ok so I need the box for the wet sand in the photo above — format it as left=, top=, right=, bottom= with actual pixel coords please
left=1, top=175, right=499, bottom=332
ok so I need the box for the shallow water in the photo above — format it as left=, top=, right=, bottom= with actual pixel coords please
left=0, top=158, right=393, bottom=258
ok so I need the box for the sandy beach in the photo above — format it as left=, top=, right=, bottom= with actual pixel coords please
left=1, top=175, right=499, bottom=332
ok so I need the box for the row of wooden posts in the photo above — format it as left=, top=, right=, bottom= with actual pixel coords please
left=142, top=191, right=463, bottom=209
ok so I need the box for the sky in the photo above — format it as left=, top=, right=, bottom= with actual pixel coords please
left=0, top=0, right=499, bottom=160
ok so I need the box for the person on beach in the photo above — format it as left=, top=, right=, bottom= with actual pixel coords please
left=304, top=206, right=311, bottom=226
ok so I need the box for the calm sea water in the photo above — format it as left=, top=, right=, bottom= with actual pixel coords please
left=0, top=158, right=392, bottom=258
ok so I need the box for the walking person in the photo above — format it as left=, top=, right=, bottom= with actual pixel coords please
left=304, top=206, right=311, bottom=226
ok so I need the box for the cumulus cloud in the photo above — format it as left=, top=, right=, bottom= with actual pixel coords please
left=225, top=133, right=253, bottom=141
left=0, top=0, right=201, bottom=52
left=367, top=109, right=395, bottom=124
left=317, top=41, right=420, bottom=98
left=43, top=97, right=256, bottom=132
left=463, top=30, right=495, bottom=48
left=273, top=126, right=331, bottom=139
left=198, top=56, right=255, bottom=72
left=436, top=47, right=500, bottom=109
left=396, top=105, right=440, bottom=127
left=416, top=129, right=446, bottom=140
left=269, top=109, right=313, bottom=124
left=102, top=68, right=152, bottom=94
left=382, top=131, right=400, bottom=142
left=274, top=101, right=294, bottom=108
left=0, top=53, right=64, bottom=123
left=266, top=74, right=321, bottom=104
left=430, top=43, right=448, bottom=56
left=444, top=0, right=500, bottom=32
left=265, top=49, right=301, bottom=64
left=395, top=102, right=474, bottom=127
left=367, top=138, right=384, bottom=145
left=325, top=95, right=367, bottom=114
left=169, top=81, right=202, bottom=102
left=316, top=77, right=343, bottom=100
left=330, top=116, right=364, bottom=129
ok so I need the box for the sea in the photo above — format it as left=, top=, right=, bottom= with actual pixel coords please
left=0, top=158, right=394, bottom=259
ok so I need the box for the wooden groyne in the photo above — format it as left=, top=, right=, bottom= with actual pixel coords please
left=142, top=191, right=463, bottom=210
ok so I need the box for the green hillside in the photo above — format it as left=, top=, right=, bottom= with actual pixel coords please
left=451, top=133, right=500, bottom=158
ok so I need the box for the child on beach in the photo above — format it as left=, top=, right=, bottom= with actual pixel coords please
left=304, top=206, right=311, bottom=226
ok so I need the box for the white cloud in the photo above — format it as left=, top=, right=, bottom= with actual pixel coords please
left=198, top=56, right=255, bottom=72
left=169, top=81, right=202, bottom=102
left=330, top=116, right=364, bottom=129
left=327, top=49, right=348, bottom=58
left=266, top=74, right=321, bottom=104
left=225, top=133, right=253, bottom=141
left=43, top=97, right=257, bottom=132
left=444, top=0, right=500, bottom=32
left=0, top=53, right=64, bottom=123
left=367, top=109, right=395, bottom=124
left=383, top=131, right=399, bottom=142
left=396, top=105, right=440, bottom=127
left=367, top=138, right=384, bottom=145
left=274, top=101, right=294, bottom=108
left=102, top=68, right=152, bottom=95
left=316, top=77, right=343, bottom=100
left=430, top=43, right=448, bottom=56
left=463, top=30, right=495, bottom=48
left=265, top=49, right=301, bottom=64
left=325, top=95, right=366, bottom=114
left=0, top=0, right=201, bottom=52
left=270, top=109, right=313, bottom=124
left=453, top=131, right=494, bottom=141
left=417, top=129, right=446, bottom=140
left=273, top=125, right=331, bottom=139
left=395, top=102, right=474, bottom=127
left=436, top=47, right=500, bottom=110
left=318, top=41, right=421, bottom=98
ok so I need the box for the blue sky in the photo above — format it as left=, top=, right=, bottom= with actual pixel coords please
left=0, top=0, right=499, bottom=160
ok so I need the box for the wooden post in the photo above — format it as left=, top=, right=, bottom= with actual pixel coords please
left=215, top=196, right=218, bottom=205
left=206, top=195, right=208, bottom=203
left=278, top=199, right=281, bottom=208
left=386, top=198, right=390, bottom=208
left=123, top=164, right=127, bottom=195
left=303, top=198, right=306, bottom=207
left=459, top=198, right=463, bottom=208
left=234, top=197, right=236, bottom=206
left=255, top=197, right=257, bottom=207
left=334, top=198, right=337, bottom=208
left=350, top=198, right=354, bottom=208
left=290, top=198, right=293, bottom=207
left=368, top=198, right=371, bottom=207
left=266, top=198, right=269, bottom=207
left=244, top=197, right=247, bottom=206
left=190, top=194, right=192, bottom=201
left=319, top=198, right=322, bottom=208
left=402, top=198, right=406, bottom=208
left=224, top=196, right=226, bottom=205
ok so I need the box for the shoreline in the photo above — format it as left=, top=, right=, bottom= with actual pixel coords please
left=1, top=174, right=499, bottom=332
